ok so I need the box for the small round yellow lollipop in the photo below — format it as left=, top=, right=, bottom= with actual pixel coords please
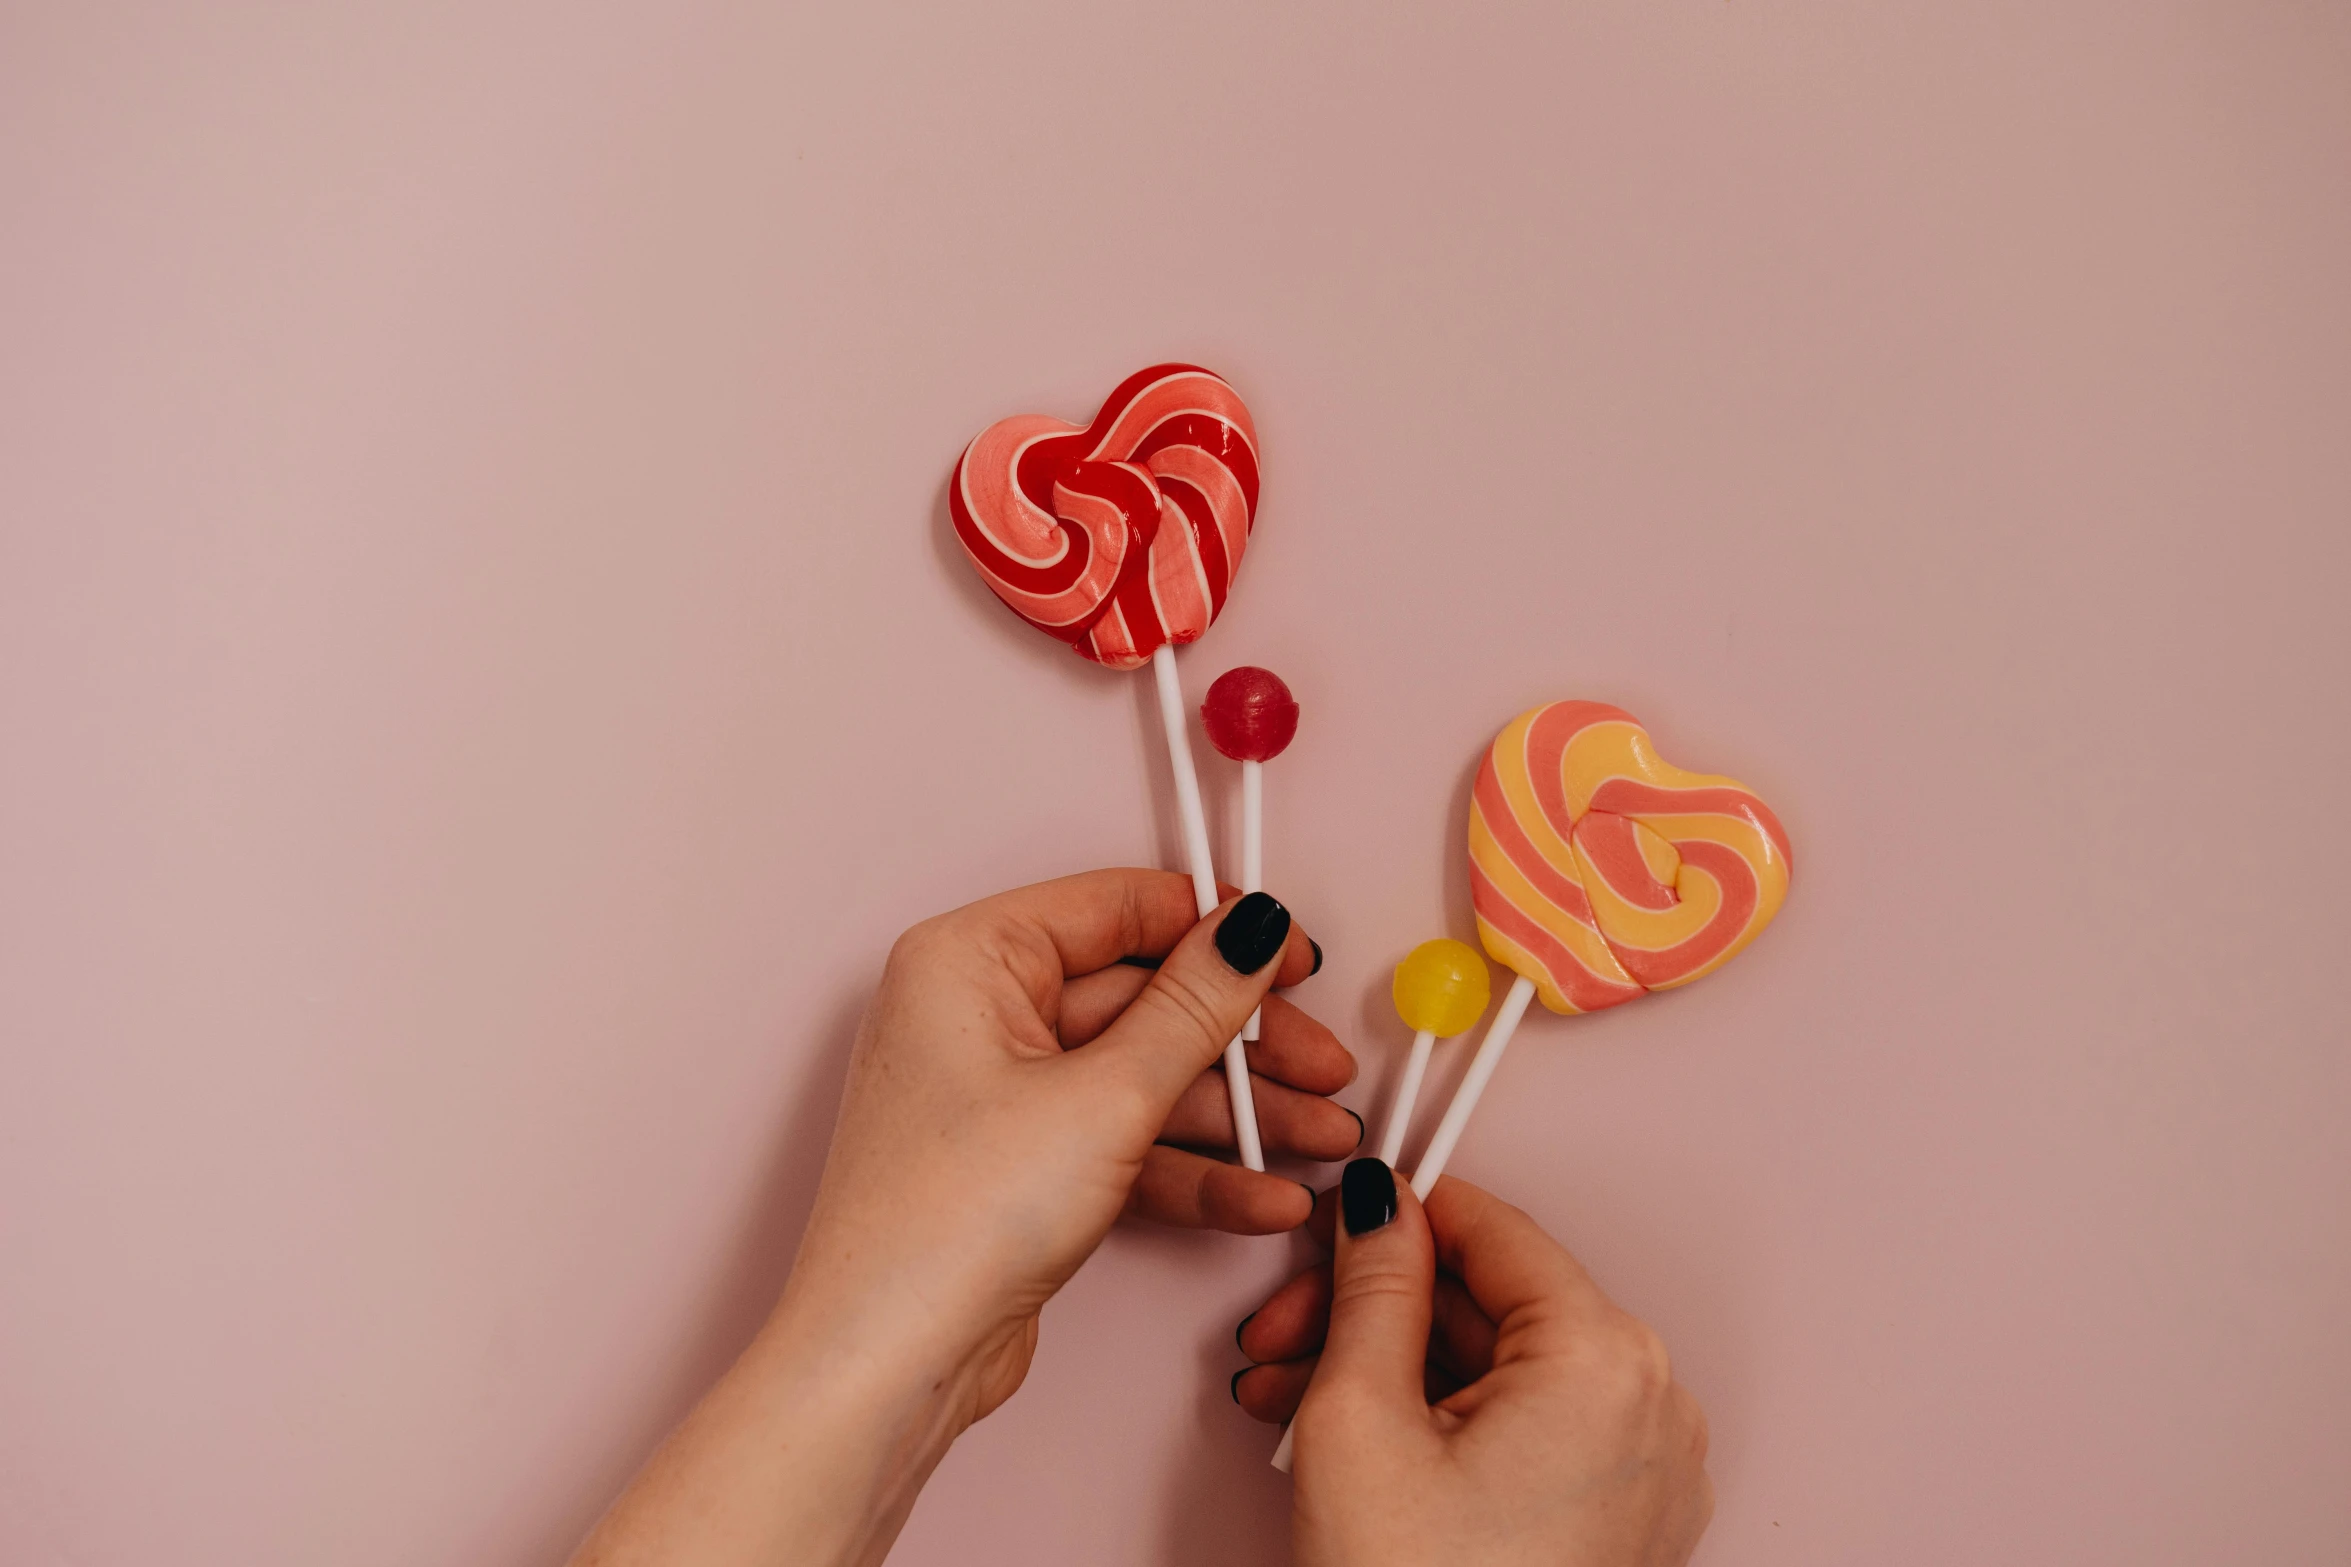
left=1377, top=939, right=1493, bottom=1164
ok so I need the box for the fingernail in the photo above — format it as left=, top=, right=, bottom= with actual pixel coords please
left=1343, top=1107, right=1365, bottom=1150
left=1214, top=892, right=1291, bottom=974
left=1308, top=938, right=1324, bottom=976
left=1229, top=1366, right=1249, bottom=1404
left=1340, top=1157, right=1398, bottom=1237
left=1117, top=953, right=1162, bottom=970
left=1235, top=1312, right=1256, bottom=1351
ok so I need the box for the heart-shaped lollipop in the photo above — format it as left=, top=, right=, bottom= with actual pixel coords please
left=947, top=365, right=1270, bottom=1169
left=1470, top=700, right=1792, bottom=1013
left=1411, top=700, right=1792, bottom=1195
left=950, top=363, right=1259, bottom=670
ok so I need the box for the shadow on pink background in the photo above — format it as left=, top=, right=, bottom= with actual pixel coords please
left=3, top=3, right=2347, bottom=1563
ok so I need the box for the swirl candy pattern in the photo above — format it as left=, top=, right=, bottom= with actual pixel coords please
left=1469, top=700, right=1793, bottom=1014
left=949, top=364, right=1261, bottom=670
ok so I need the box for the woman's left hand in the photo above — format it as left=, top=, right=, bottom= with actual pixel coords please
left=786, top=869, right=1356, bottom=1424
left=785, top=869, right=1354, bottom=1418
left=574, top=870, right=1355, bottom=1567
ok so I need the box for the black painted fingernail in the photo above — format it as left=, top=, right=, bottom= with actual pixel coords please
left=1230, top=1366, right=1249, bottom=1404
left=1308, top=938, right=1324, bottom=976
left=1341, top=1157, right=1398, bottom=1237
left=1343, top=1107, right=1365, bottom=1150
left=1214, top=892, right=1291, bottom=974
left=1235, top=1312, right=1256, bottom=1351
left=1117, top=953, right=1162, bottom=970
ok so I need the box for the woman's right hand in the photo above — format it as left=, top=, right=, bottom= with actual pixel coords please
left=1234, top=1162, right=1715, bottom=1567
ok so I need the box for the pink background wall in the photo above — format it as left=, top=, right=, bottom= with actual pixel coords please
left=5, top=4, right=2348, bottom=1563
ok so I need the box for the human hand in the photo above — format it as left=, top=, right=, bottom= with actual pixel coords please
left=782, top=869, right=1357, bottom=1431
left=1234, top=1163, right=1713, bottom=1567
left=571, top=871, right=1359, bottom=1567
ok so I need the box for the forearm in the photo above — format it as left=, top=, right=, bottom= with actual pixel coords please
left=570, top=1297, right=968, bottom=1567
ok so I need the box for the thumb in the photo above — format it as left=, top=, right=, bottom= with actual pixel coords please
left=1303, top=1158, right=1435, bottom=1428
left=1084, top=891, right=1295, bottom=1109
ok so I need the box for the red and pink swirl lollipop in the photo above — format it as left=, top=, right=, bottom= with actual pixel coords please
left=950, top=364, right=1268, bottom=1167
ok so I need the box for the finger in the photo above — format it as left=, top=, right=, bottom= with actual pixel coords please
left=1233, top=1357, right=1316, bottom=1425
left=1241, top=1355, right=1454, bottom=1425
left=1079, top=893, right=1296, bottom=1110
left=1211, top=881, right=1321, bottom=990
left=1422, top=1175, right=1615, bottom=1341
left=1242, top=1265, right=1490, bottom=1381
left=1056, top=963, right=1154, bottom=1048
left=1239, top=995, right=1356, bottom=1093
left=931, top=869, right=1203, bottom=1002
left=1062, top=982, right=1354, bottom=1097
left=1304, top=1182, right=1338, bottom=1251
left=1428, top=1273, right=1499, bottom=1385
left=1160, top=1072, right=1363, bottom=1161
left=1302, top=1159, right=1435, bottom=1429
left=951, top=867, right=1316, bottom=985
left=1238, top=1263, right=1333, bottom=1364
left=1123, top=1145, right=1312, bottom=1234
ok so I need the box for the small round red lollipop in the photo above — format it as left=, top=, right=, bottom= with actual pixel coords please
left=1203, top=668, right=1299, bottom=1041
left=1202, top=666, right=1299, bottom=764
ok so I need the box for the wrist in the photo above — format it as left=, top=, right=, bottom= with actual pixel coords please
left=753, top=1285, right=978, bottom=1477
left=568, top=1289, right=974, bottom=1567
left=771, top=1209, right=1037, bottom=1435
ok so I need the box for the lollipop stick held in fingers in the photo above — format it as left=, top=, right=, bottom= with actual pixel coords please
left=1153, top=645, right=1265, bottom=1172
left=1239, top=759, right=1263, bottom=1040
left=1271, top=937, right=1490, bottom=1475
left=1377, top=1030, right=1434, bottom=1165
left=1202, top=667, right=1300, bottom=1046
left=1409, top=973, right=1535, bottom=1199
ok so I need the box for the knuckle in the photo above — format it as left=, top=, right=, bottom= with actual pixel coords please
left=1581, top=1313, right=1673, bottom=1410
left=1139, top=968, right=1235, bottom=1051
left=1667, top=1380, right=1711, bottom=1465
left=1330, top=1269, right=1425, bottom=1310
left=885, top=916, right=951, bottom=972
left=1618, top=1315, right=1673, bottom=1387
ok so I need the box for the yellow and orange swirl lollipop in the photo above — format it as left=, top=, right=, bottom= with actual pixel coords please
left=1411, top=700, right=1792, bottom=1196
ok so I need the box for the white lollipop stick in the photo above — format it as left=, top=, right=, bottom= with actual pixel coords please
left=1272, top=993, right=1523, bottom=1476
left=1409, top=974, right=1536, bottom=1199
left=1240, top=758, right=1264, bottom=1042
left=1151, top=644, right=1264, bottom=1172
left=1376, top=1030, right=1437, bottom=1166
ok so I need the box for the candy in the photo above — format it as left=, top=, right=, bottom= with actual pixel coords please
left=1391, top=939, right=1492, bottom=1038
left=1204, top=666, right=1300, bottom=1042
left=1468, top=700, right=1792, bottom=1015
left=949, top=364, right=1260, bottom=670
left=1286, top=709, right=1790, bottom=1476
left=1201, top=667, right=1299, bottom=762
left=1375, top=937, right=1493, bottom=1167
left=947, top=366, right=1268, bottom=1170
left=1408, top=702, right=1793, bottom=1203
